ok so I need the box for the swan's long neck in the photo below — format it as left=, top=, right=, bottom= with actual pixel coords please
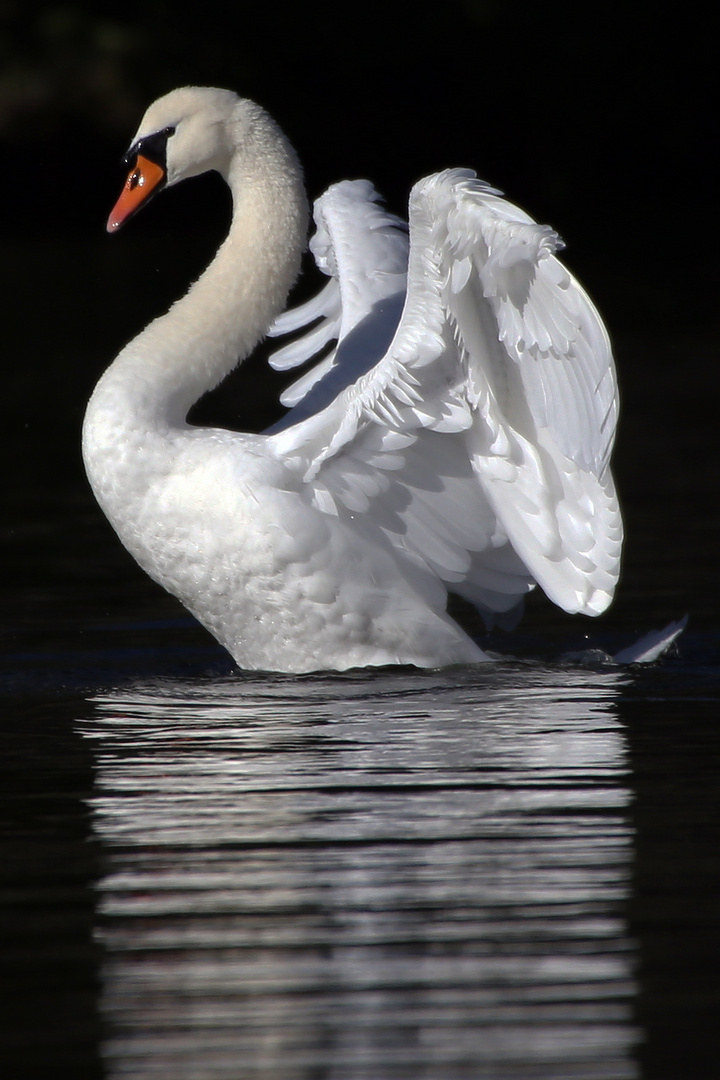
left=87, top=110, right=308, bottom=432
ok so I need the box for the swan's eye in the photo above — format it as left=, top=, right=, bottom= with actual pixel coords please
left=125, top=126, right=176, bottom=169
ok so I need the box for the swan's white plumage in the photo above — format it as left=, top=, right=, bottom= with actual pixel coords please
left=83, top=87, right=622, bottom=673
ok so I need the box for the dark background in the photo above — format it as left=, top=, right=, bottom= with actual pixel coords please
left=2, top=0, right=716, bottom=635
left=1, top=7, right=718, bottom=1079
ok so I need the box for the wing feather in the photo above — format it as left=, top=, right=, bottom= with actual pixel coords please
left=267, top=179, right=408, bottom=406
left=267, top=169, right=622, bottom=620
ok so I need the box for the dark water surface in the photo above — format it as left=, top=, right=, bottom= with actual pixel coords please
left=3, top=229, right=719, bottom=1079
left=3, top=620, right=719, bottom=1080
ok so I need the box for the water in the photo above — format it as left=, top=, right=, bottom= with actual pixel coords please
left=3, top=232, right=719, bottom=1078
left=88, top=668, right=637, bottom=1080
left=3, top=499, right=719, bottom=1079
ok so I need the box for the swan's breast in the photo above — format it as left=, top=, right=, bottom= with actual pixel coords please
left=85, top=421, right=483, bottom=671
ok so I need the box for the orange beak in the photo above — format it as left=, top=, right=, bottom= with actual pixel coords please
left=107, top=154, right=166, bottom=233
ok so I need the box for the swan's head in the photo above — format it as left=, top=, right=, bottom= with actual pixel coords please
left=107, top=87, right=248, bottom=233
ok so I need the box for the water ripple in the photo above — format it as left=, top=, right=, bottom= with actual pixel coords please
left=80, top=664, right=638, bottom=1079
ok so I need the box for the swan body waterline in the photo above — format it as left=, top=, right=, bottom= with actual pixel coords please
left=83, top=86, right=622, bottom=674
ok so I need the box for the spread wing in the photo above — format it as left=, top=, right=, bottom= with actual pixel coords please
left=266, top=170, right=622, bottom=622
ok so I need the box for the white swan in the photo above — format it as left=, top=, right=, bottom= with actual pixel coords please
left=83, top=86, right=622, bottom=674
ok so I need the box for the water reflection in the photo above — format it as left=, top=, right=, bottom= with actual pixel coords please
left=80, top=664, right=638, bottom=1079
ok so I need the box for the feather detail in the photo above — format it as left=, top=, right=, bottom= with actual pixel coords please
left=268, top=169, right=621, bottom=621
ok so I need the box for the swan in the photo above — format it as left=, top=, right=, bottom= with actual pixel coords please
left=83, top=86, right=622, bottom=674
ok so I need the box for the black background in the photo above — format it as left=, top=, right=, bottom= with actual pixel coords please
left=2, top=0, right=716, bottom=627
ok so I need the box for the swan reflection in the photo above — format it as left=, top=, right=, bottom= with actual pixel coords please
left=81, top=664, right=638, bottom=1078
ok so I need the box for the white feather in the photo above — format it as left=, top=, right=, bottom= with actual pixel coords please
left=270, top=169, right=622, bottom=620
